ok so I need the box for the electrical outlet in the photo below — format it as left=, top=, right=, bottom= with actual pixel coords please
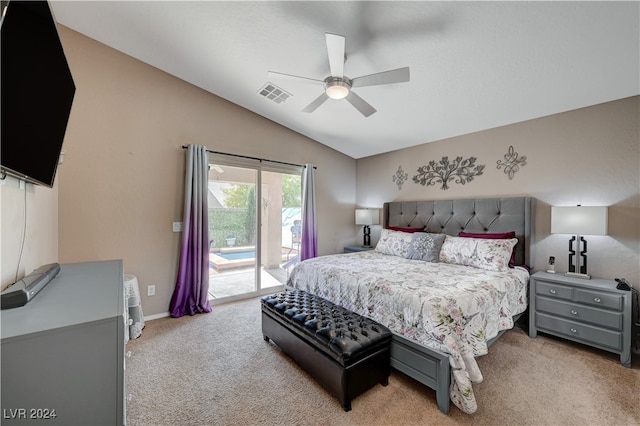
left=147, top=285, right=156, bottom=296
left=172, top=222, right=183, bottom=232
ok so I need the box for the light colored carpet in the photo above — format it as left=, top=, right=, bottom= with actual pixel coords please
left=126, top=297, right=639, bottom=426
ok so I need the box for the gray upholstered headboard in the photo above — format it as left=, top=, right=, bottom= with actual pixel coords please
left=383, top=197, right=535, bottom=267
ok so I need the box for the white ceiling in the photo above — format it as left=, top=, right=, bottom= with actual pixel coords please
left=51, top=1, right=639, bottom=159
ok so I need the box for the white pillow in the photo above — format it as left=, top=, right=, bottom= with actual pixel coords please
left=374, top=229, right=414, bottom=257
left=439, top=235, right=518, bottom=272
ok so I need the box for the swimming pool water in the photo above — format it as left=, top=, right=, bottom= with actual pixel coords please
left=217, top=251, right=255, bottom=261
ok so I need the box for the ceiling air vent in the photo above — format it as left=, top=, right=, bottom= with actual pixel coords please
left=258, top=83, right=292, bottom=104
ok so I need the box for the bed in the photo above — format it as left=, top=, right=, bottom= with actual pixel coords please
left=287, top=197, right=535, bottom=414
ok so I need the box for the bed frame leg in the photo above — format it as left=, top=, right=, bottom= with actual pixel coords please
left=436, top=360, right=451, bottom=414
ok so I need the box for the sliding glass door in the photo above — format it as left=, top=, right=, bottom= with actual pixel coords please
left=207, top=157, right=301, bottom=303
left=208, top=164, right=258, bottom=300
left=261, top=170, right=302, bottom=287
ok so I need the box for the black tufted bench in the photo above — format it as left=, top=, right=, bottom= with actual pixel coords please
left=261, top=289, right=392, bottom=411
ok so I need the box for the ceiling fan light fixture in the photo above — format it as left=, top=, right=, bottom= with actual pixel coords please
left=325, top=80, right=350, bottom=99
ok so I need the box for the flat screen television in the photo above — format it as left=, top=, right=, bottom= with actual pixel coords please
left=1, top=0, right=76, bottom=187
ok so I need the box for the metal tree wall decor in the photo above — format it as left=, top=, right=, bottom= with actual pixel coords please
left=496, top=145, right=527, bottom=180
left=392, top=165, right=408, bottom=190
left=412, top=156, right=485, bottom=190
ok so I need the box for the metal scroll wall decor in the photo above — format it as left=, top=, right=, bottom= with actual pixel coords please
left=392, top=165, right=408, bottom=190
left=412, top=156, right=485, bottom=190
left=496, top=145, right=527, bottom=180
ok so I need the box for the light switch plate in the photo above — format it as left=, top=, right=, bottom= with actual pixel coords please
left=172, top=222, right=183, bottom=232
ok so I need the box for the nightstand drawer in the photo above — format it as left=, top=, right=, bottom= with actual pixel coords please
left=535, top=281, right=573, bottom=301
left=535, top=296, right=623, bottom=330
left=529, top=271, right=632, bottom=368
left=574, top=288, right=623, bottom=310
left=536, top=313, right=623, bottom=351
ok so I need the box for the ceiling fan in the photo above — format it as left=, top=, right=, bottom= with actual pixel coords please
left=268, top=33, right=410, bottom=117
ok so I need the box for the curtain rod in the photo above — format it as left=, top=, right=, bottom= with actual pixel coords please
left=181, top=145, right=316, bottom=169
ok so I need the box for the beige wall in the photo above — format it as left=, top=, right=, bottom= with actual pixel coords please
left=356, top=96, right=640, bottom=284
left=1, top=179, right=58, bottom=289
left=56, top=27, right=356, bottom=316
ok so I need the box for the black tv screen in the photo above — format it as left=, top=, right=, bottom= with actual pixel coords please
left=1, top=0, right=76, bottom=187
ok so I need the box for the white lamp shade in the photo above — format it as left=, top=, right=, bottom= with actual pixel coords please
left=551, top=206, right=608, bottom=236
left=355, top=209, right=380, bottom=226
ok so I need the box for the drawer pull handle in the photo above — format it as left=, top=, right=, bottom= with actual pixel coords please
left=549, top=289, right=557, bottom=294
left=570, top=310, right=578, bottom=315
left=570, top=328, right=577, bottom=333
left=594, top=297, right=601, bottom=303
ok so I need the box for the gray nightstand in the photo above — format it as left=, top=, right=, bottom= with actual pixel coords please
left=529, top=271, right=632, bottom=367
left=344, top=245, right=374, bottom=253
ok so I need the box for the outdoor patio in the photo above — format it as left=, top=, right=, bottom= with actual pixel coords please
left=207, top=247, right=295, bottom=300
left=208, top=267, right=285, bottom=300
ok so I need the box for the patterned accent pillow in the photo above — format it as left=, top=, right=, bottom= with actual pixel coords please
left=405, top=232, right=446, bottom=262
left=439, top=235, right=518, bottom=272
left=374, top=229, right=414, bottom=257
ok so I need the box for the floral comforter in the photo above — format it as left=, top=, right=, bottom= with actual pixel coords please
left=287, top=251, right=529, bottom=414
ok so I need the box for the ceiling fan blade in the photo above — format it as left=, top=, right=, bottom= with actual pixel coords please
left=325, top=33, right=345, bottom=78
left=302, top=92, right=329, bottom=113
left=268, top=71, right=324, bottom=85
left=351, top=67, right=410, bottom=88
left=345, top=91, right=377, bottom=117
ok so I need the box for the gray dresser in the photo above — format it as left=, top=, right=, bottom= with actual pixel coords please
left=529, top=271, right=632, bottom=367
left=1, top=260, right=127, bottom=425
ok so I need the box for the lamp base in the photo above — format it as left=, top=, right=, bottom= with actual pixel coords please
left=565, top=271, right=591, bottom=280
left=362, top=225, right=371, bottom=247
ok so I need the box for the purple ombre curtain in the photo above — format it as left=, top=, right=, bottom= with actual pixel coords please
left=300, top=163, right=317, bottom=261
left=169, top=145, right=212, bottom=317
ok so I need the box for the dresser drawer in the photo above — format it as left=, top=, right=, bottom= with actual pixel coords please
left=535, top=296, right=623, bottom=330
left=535, top=313, right=623, bottom=351
left=574, top=288, right=623, bottom=310
left=535, top=281, right=573, bottom=301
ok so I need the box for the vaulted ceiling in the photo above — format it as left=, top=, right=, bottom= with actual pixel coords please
left=51, top=1, right=639, bottom=159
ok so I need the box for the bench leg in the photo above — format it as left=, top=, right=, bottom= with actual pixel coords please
left=342, top=401, right=351, bottom=412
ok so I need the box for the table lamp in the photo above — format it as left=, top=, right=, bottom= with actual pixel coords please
left=355, top=208, right=379, bottom=247
left=551, top=205, right=608, bottom=279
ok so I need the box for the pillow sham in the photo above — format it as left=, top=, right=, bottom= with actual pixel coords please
left=439, top=235, right=518, bottom=272
left=458, top=231, right=517, bottom=267
left=375, top=229, right=414, bottom=257
left=405, top=232, right=446, bottom=262
left=386, top=226, right=424, bottom=233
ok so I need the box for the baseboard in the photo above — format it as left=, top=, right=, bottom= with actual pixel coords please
left=144, top=312, right=170, bottom=321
